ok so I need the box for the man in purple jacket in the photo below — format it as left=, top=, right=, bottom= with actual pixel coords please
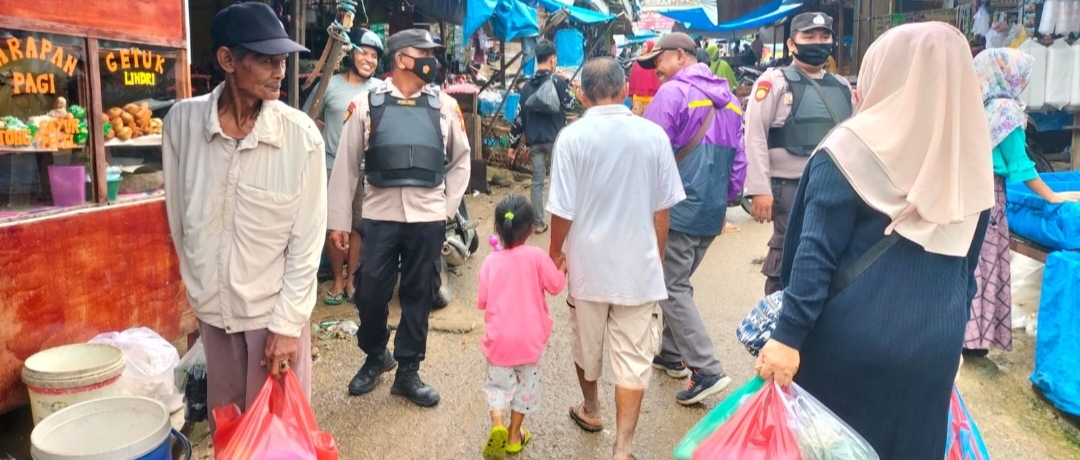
left=637, top=32, right=746, bottom=405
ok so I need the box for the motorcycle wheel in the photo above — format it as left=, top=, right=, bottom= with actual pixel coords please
left=467, top=228, right=480, bottom=253
left=434, top=258, right=452, bottom=309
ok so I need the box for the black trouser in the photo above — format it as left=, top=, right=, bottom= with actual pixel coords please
left=353, top=219, right=445, bottom=364
left=762, top=177, right=799, bottom=296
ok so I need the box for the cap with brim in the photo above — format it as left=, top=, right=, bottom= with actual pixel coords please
left=635, top=32, right=696, bottom=70
left=212, top=2, right=310, bottom=55
left=238, top=38, right=309, bottom=55
left=387, top=29, right=446, bottom=56
left=790, top=12, right=834, bottom=33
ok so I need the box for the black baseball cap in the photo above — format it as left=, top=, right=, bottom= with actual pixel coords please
left=212, top=2, right=309, bottom=55
left=636, top=32, right=697, bottom=70
left=790, top=12, right=834, bottom=33
left=386, top=29, right=445, bottom=56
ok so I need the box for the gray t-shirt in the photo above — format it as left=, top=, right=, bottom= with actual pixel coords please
left=303, top=73, right=382, bottom=170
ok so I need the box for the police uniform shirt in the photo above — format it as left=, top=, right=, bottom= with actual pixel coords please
left=742, top=68, right=855, bottom=197
left=327, top=78, right=472, bottom=227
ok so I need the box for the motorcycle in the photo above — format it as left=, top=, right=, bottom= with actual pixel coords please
left=736, top=65, right=766, bottom=88
left=434, top=199, right=479, bottom=309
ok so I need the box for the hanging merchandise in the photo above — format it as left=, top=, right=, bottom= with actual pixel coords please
left=1058, top=0, right=1076, bottom=35
left=1010, top=26, right=1029, bottom=49
left=985, top=22, right=1013, bottom=49
left=1072, top=0, right=1080, bottom=35
left=1070, top=41, right=1080, bottom=110
left=972, top=6, right=991, bottom=36
left=554, top=29, right=586, bottom=67
left=1044, top=39, right=1073, bottom=110
left=1040, top=0, right=1060, bottom=36
left=1019, top=39, right=1048, bottom=111
left=1022, top=0, right=1038, bottom=37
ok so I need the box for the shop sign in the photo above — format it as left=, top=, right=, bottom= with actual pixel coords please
left=104, top=49, right=166, bottom=87
left=0, top=37, right=79, bottom=95
left=0, top=118, right=81, bottom=150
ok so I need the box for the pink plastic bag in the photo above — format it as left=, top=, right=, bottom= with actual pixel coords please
left=213, top=369, right=339, bottom=460
left=692, top=380, right=802, bottom=460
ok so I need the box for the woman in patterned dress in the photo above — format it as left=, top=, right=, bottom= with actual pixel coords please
left=966, top=49, right=1080, bottom=355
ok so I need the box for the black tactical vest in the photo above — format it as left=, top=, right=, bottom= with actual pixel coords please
left=365, top=91, right=446, bottom=188
left=767, top=67, right=853, bottom=157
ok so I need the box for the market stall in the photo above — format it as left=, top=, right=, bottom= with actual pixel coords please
left=0, top=0, right=193, bottom=414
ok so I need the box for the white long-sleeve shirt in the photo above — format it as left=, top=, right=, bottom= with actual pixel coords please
left=163, top=84, right=327, bottom=338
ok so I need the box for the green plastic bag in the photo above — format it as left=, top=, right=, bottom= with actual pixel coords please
left=673, top=376, right=767, bottom=460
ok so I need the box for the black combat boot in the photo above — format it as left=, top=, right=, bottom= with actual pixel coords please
left=390, top=361, right=440, bottom=407
left=347, top=349, right=396, bottom=396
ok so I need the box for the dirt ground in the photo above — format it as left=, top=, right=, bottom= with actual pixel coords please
left=174, top=173, right=1080, bottom=460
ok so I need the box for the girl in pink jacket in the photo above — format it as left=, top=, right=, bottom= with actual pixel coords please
left=479, top=194, right=566, bottom=460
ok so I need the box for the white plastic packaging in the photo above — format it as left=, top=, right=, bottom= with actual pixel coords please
left=1045, top=39, right=1074, bottom=110
left=173, top=337, right=205, bottom=391
left=88, top=327, right=183, bottom=412
left=1070, top=41, right=1080, bottom=111
left=1040, top=0, right=1060, bottom=36
left=1019, top=39, right=1048, bottom=111
left=973, top=6, right=991, bottom=36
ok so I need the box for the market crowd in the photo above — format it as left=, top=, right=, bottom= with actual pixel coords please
left=160, top=3, right=1060, bottom=460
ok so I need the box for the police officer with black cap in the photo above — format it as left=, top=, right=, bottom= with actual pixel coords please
left=743, top=12, right=856, bottom=295
left=328, top=29, right=471, bottom=407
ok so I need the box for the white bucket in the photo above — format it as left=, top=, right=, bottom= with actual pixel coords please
left=30, top=396, right=172, bottom=460
left=22, top=343, right=126, bottom=425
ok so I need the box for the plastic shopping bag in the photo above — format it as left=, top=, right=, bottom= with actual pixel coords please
left=692, top=380, right=801, bottom=460
left=945, top=387, right=991, bottom=460
left=674, top=376, right=767, bottom=460
left=88, top=327, right=182, bottom=411
left=776, top=383, right=879, bottom=460
left=213, top=370, right=339, bottom=460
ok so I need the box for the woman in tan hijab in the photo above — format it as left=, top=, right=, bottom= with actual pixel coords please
left=755, top=22, right=993, bottom=458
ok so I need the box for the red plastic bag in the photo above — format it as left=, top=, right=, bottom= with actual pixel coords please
left=692, top=380, right=802, bottom=460
left=213, top=369, right=339, bottom=460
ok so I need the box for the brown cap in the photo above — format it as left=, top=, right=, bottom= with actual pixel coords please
left=636, top=32, right=697, bottom=70
left=790, top=12, right=834, bottom=33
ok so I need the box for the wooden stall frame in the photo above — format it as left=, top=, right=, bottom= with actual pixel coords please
left=87, top=38, right=107, bottom=204
left=0, top=2, right=194, bottom=414
left=0, top=3, right=187, bottom=50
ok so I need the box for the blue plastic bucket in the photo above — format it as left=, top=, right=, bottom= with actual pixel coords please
left=30, top=396, right=191, bottom=460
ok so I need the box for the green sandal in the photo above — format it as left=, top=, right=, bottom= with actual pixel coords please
left=505, top=428, right=531, bottom=454
left=483, top=426, right=509, bottom=460
left=323, top=291, right=346, bottom=306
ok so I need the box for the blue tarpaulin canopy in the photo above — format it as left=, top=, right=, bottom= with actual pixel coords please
left=660, top=0, right=802, bottom=33
left=464, top=0, right=541, bottom=45
left=527, top=0, right=617, bottom=24
left=617, top=32, right=660, bottom=47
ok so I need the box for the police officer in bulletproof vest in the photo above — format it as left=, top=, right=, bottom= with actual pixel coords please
left=327, top=29, right=471, bottom=407
left=743, top=12, right=855, bottom=296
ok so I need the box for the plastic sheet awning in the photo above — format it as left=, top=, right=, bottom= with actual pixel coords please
left=660, top=0, right=802, bottom=33
left=529, top=0, right=617, bottom=24
left=464, top=0, right=541, bottom=45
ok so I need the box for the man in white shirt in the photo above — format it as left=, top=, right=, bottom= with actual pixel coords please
left=163, top=2, right=325, bottom=432
left=548, top=57, right=685, bottom=460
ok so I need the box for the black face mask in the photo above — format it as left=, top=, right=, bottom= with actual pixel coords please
left=793, top=43, right=833, bottom=67
left=404, top=55, right=439, bottom=84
